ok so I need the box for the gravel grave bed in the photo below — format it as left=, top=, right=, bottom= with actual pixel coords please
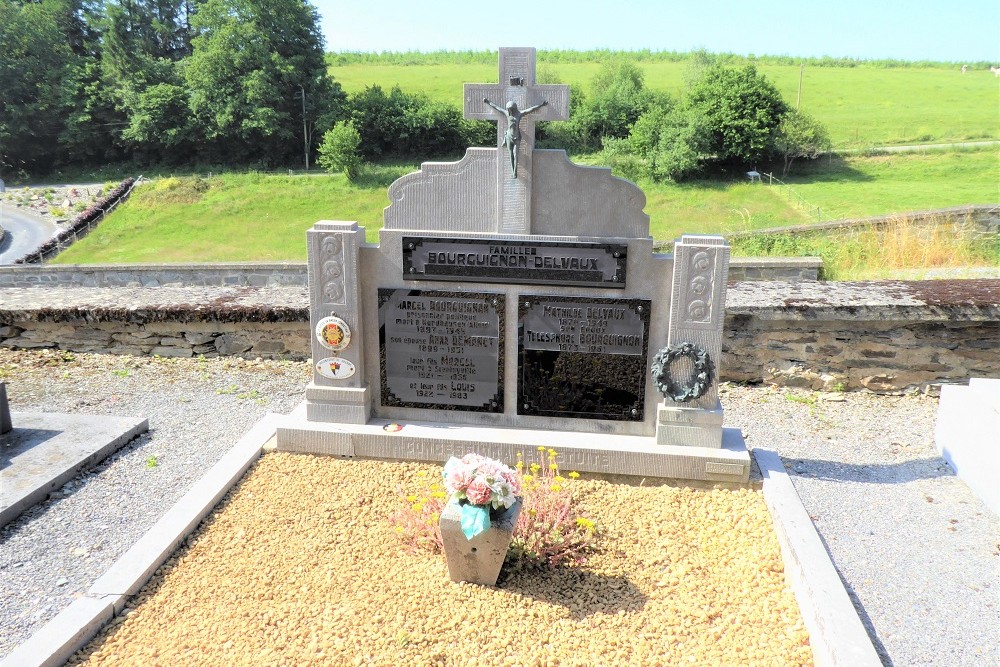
left=67, top=453, right=812, bottom=666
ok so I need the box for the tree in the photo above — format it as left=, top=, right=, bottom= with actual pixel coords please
left=317, top=121, right=361, bottom=180
left=627, top=103, right=711, bottom=182
left=571, top=59, right=652, bottom=149
left=185, top=0, right=344, bottom=165
left=775, top=110, right=831, bottom=176
left=686, top=64, right=788, bottom=164
left=98, top=1, right=196, bottom=161
left=0, top=0, right=74, bottom=175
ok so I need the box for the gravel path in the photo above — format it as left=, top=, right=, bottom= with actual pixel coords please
left=722, top=384, right=999, bottom=667
left=1, top=349, right=997, bottom=665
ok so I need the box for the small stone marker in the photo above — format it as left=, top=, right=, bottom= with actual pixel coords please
left=277, top=47, right=748, bottom=484
left=1, top=382, right=11, bottom=434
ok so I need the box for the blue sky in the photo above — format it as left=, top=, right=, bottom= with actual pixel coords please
left=314, top=0, right=1000, bottom=63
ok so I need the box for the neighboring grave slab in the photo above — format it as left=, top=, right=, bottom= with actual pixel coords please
left=277, top=47, right=748, bottom=484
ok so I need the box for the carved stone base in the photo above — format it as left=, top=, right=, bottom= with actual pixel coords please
left=655, top=402, right=723, bottom=449
left=275, top=403, right=750, bottom=484
left=304, top=383, right=371, bottom=425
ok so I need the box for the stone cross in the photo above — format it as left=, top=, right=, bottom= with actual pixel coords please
left=464, top=47, right=569, bottom=234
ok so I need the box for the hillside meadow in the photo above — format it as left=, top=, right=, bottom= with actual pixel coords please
left=51, top=147, right=999, bottom=265
left=328, top=60, right=999, bottom=149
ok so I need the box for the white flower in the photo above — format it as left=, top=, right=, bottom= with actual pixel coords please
left=493, top=481, right=516, bottom=509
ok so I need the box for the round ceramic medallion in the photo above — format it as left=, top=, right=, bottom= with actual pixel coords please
left=315, top=356, right=356, bottom=380
left=315, top=316, right=351, bottom=351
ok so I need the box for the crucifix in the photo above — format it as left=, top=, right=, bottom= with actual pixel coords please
left=464, top=47, right=570, bottom=234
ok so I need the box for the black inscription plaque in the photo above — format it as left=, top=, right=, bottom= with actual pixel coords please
left=518, top=295, right=651, bottom=421
left=378, top=288, right=504, bottom=412
left=402, top=237, right=627, bottom=288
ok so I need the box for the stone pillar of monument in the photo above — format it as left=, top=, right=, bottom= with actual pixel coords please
left=656, top=235, right=730, bottom=448
left=302, top=221, right=370, bottom=424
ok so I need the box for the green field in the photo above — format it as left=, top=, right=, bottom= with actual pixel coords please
left=52, top=147, right=999, bottom=264
left=329, top=61, right=1000, bottom=149
left=52, top=173, right=393, bottom=263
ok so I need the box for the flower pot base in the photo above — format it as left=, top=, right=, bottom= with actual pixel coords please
left=439, top=499, right=521, bottom=586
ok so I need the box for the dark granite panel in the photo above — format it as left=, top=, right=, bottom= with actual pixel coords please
left=517, top=295, right=651, bottom=421
left=402, top=237, right=627, bottom=288
left=379, top=288, right=504, bottom=412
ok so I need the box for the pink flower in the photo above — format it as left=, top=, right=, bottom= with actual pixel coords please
left=445, top=467, right=474, bottom=494
left=501, top=469, right=522, bottom=495
left=465, top=477, right=493, bottom=505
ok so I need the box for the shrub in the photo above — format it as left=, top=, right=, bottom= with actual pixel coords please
left=390, top=448, right=598, bottom=571
left=317, top=121, right=362, bottom=180
left=346, top=85, right=471, bottom=160
left=686, top=63, right=788, bottom=164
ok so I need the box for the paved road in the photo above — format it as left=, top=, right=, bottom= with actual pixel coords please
left=0, top=207, right=57, bottom=265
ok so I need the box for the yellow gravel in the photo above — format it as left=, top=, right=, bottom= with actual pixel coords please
left=69, top=453, right=812, bottom=666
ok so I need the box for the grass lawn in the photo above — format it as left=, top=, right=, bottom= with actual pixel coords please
left=779, top=146, right=1000, bottom=220
left=51, top=148, right=997, bottom=264
left=52, top=172, right=400, bottom=264
left=330, top=61, right=1000, bottom=149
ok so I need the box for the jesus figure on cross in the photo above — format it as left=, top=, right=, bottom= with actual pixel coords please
left=483, top=98, right=548, bottom=178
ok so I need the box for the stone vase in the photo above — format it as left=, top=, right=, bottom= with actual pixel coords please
left=439, top=498, right=522, bottom=586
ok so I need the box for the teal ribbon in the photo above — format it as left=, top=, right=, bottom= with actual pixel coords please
left=459, top=502, right=491, bottom=540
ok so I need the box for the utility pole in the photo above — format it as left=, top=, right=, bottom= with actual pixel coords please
left=796, top=64, right=803, bottom=111
left=296, top=86, right=309, bottom=171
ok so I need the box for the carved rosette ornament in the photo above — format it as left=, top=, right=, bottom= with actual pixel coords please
left=683, top=250, right=715, bottom=326
left=320, top=234, right=346, bottom=305
left=650, top=342, right=714, bottom=403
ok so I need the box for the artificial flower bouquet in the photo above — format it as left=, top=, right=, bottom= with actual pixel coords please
left=443, top=453, right=522, bottom=539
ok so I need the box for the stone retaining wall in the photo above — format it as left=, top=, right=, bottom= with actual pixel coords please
left=724, top=280, right=1000, bottom=392
left=0, top=256, right=821, bottom=287
left=0, top=263, right=308, bottom=288
left=1, top=281, right=996, bottom=393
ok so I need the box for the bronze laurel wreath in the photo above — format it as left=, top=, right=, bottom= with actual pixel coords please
left=651, top=342, right=714, bottom=402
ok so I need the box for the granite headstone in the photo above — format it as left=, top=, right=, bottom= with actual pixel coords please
left=277, top=47, right=748, bottom=483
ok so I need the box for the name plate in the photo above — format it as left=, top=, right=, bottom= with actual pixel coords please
left=402, top=237, right=627, bottom=288
left=378, top=289, right=504, bottom=413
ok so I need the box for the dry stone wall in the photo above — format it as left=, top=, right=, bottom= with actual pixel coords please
left=724, top=280, right=1000, bottom=392
left=0, top=257, right=820, bottom=288
left=0, top=281, right=997, bottom=392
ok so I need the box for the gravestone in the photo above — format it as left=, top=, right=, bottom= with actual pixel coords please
left=276, top=47, right=749, bottom=483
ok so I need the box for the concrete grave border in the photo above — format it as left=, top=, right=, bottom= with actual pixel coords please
left=2, top=419, right=879, bottom=667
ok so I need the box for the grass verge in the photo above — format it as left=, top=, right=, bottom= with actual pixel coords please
left=730, top=212, right=1000, bottom=280
left=51, top=149, right=998, bottom=270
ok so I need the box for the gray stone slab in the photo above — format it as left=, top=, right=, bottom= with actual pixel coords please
left=275, top=403, right=752, bottom=483
left=0, top=412, right=148, bottom=528
left=755, top=448, right=882, bottom=667
left=935, top=377, right=1000, bottom=515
